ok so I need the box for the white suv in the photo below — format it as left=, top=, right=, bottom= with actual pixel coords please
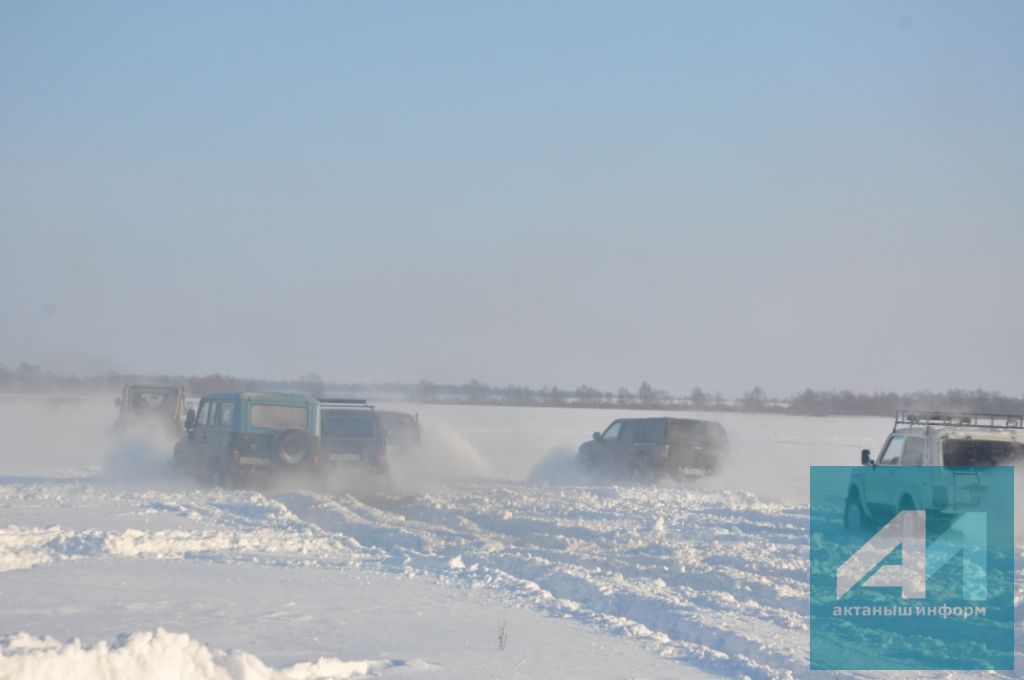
left=844, top=412, right=1024, bottom=529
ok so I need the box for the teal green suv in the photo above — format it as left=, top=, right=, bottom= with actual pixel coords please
left=173, top=391, right=321, bottom=486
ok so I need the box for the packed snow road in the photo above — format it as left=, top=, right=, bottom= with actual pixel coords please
left=2, top=397, right=1021, bottom=678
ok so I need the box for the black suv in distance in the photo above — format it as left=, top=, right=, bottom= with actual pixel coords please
left=578, top=417, right=729, bottom=479
left=318, top=399, right=389, bottom=475
left=377, top=410, right=421, bottom=455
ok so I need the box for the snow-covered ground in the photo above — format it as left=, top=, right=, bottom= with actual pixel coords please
left=0, top=396, right=1017, bottom=678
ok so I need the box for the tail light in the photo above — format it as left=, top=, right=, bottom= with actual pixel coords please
left=312, top=451, right=321, bottom=468
left=231, top=450, right=241, bottom=464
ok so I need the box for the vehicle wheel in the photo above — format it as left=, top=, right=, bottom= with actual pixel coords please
left=702, top=447, right=725, bottom=475
left=630, top=459, right=653, bottom=484
left=275, top=429, right=313, bottom=466
left=199, top=458, right=217, bottom=487
left=898, top=495, right=926, bottom=534
left=214, top=460, right=237, bottom=489
left=844, top=493, right=867, bottom=530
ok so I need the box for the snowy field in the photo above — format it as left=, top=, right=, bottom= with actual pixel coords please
left=0, top=396, right=1019, bottom=679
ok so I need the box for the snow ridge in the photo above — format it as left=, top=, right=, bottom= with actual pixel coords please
left=0, top=628, right=400, bottom=680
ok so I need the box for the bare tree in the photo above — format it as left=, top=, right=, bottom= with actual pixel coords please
left=690, top=386, right=707, bottom=409
left=637, top=381, right=661, bottom=407
left=300, top=372, right=325, bottom=397
left=545, top=386, right=567, bottom=405
left=465, top=379, right=491, bottom=403
left=742, top=385, right=768, bottom=412
left=416, top=379, right=439, bottom=403
left=574, top=385, right=604, bottom=406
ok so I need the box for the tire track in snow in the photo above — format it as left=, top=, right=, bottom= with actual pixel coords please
left=272, top=485, right=817, bottom=679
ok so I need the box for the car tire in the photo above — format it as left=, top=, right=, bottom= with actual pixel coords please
left=275, top=429, right=313, bottom=466
left=630, top=458, right=653, bottom=483
left=844, top=492, right=868, bottom=530
left=213, top=458, right=237, bottom=489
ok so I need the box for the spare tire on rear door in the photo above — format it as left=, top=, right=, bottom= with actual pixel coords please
left=274, top=429, right=313, bottom=466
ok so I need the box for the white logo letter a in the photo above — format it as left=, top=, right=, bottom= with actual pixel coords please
left=836, top=510, right=926, bottom=600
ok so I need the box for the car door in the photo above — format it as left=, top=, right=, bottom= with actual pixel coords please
left=182, top=399, right=211, bottom=473
left=631, top=420, right=665, bottom=465
left=865, top=434, right=905, bottom=516
left=206, top=399, right=234, bottom=464
left=594, top=420, right=627, bottom=465
left=199, top=401, right=221, bottom=468
left=898, top=436, right=929, bottom=508
left=617, top=421, right=639, bottom=470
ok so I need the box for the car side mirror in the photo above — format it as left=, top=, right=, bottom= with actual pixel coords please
left=593, top=431, right=602, bottom=441
left=185, top=408, right=196, bottom=430
left=115, top=397, right=122, bottom=407
left=861, top=449, right=873, bottom=466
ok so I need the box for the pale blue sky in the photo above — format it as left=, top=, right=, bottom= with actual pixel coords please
left=2, top=2, right=1022, bottom=396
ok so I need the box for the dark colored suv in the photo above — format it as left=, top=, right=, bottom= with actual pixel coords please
left=318, top=399, right=388, bottom=474
left=173, top=391, right=321, bottom=486
left=377, top=410, right=421, bottom=455
left=578, top=416, right=728, bottom=479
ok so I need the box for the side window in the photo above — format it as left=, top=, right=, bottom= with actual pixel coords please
left=879, top=435, right=905, bottom=465
left=197, top=401, right=210, bottom=426
left=219, top=401, right=234, bottom=427
left=902, top=437, right=925, bottom=466
left=602, top=421, right=623, bottom=441
left=208, top=401, right=220, bottom=428
left=633, top=421, right=663, bottom=444
left=619, top=421, right=637, bottom=444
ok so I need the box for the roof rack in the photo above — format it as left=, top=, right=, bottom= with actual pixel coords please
left=895, top=411, right=1024, bottom=431
left=318, top=398, right=372, bottom=408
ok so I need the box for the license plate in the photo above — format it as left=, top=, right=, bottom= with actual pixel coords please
left=330, top=453, right=361, bottom=462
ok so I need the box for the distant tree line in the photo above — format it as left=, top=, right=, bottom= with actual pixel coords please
left=1, top=362, right=1022, bottom=417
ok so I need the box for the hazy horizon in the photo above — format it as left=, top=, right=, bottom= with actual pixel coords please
left=3, top=2, right=1022, bottom=397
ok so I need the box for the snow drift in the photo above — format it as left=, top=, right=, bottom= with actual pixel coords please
left=0, top=628, right=397, bottom=680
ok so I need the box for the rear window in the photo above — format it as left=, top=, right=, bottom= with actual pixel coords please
left=250, top=404, right=309, bottom=430
left=943, top=439, right=1024, bottom=466
left=667, top=421, right=724, bottom=445
left=322, top=412, right=377, bottom=439
left=126, top=389, right=177, bottom=412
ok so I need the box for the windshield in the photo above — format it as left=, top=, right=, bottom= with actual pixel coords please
left=124, top=388, right=178, bottom=413
left=943, top=439, right=1024, bottom=466
left=667, top=421, right=727, bottom=447
left=321, top=412, right=377, bottom=439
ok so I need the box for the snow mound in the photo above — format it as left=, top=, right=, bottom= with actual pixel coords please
left=0, top=628, right=398, bottom=680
